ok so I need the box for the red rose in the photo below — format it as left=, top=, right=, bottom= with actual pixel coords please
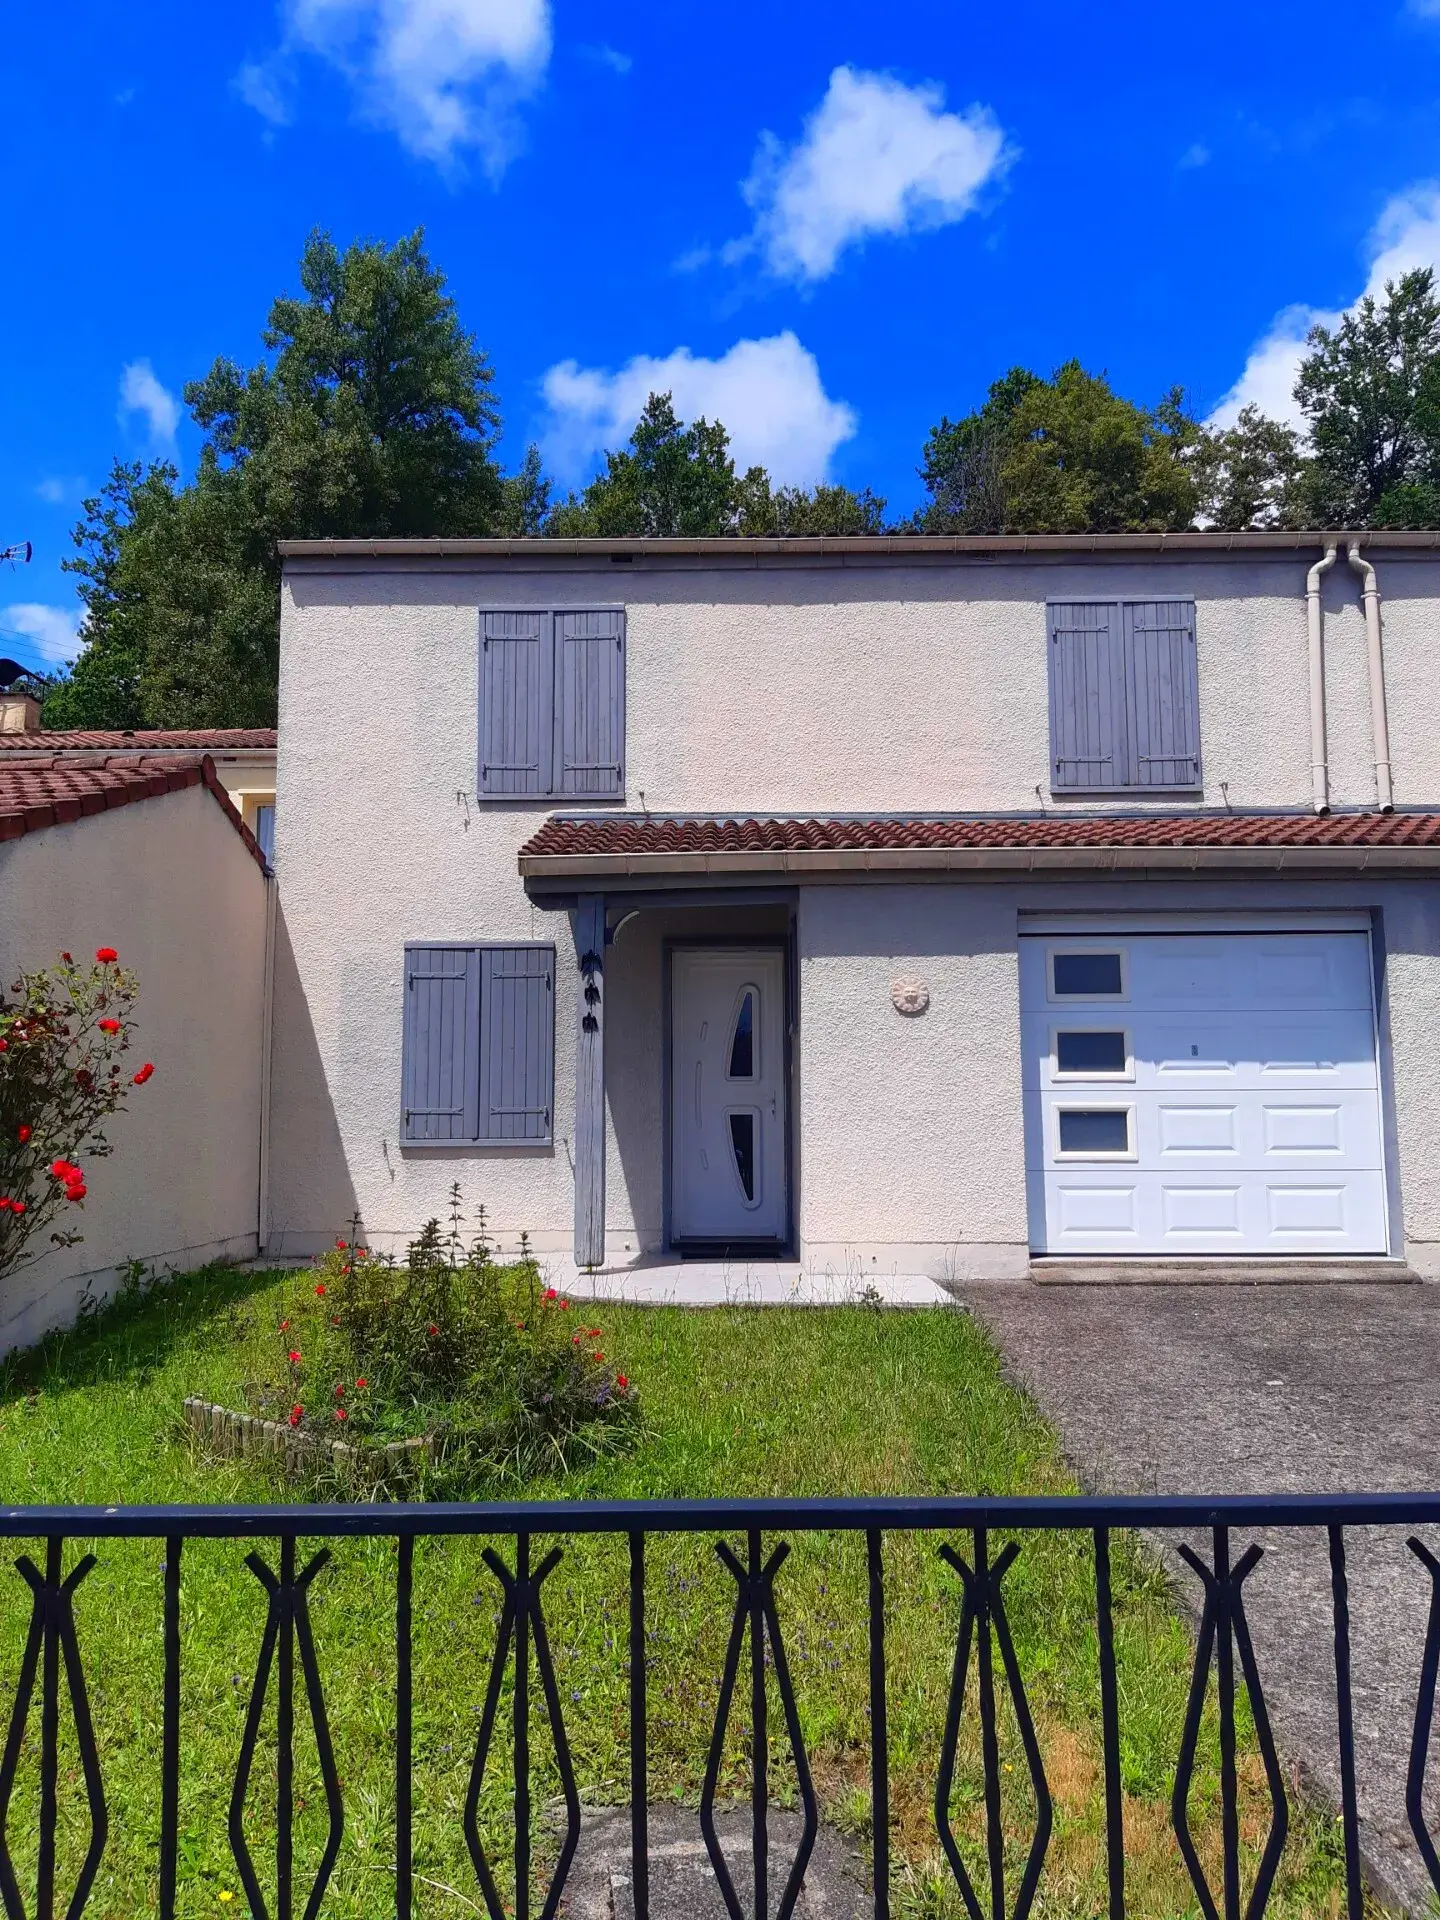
left=289, top=1405, right=302, bottom=1427
left=0, top=1041, right=8, bottom=1053
left=335, top=1238, right=348, bottom=1250
left=98, top=1019, right=121, bottom=1035
left=60, top=952, right=71, bottom=963
left=65, top=1182, right=86, bottom=1202
left=287, top=1349, right=301, bottom=1363
left=0, top=1200, right=11, bottom=1213
left=16, top=1126, right=29, bottom=1144
left=132, top=1063, right=154, bottom=1085
left=50, top=1160, right=75, bottom=1180
left=11, top=1202, right=24, bottom=1217
left=95, top=948, right=118, bottom=965
left=544, top=1287, right=558, bottom=1300
left=617, top=1375, right=628, bottom=1391
left=335, top=1407, right=347, bottom=1421
left=355, top=1378, right=367, bottom=1390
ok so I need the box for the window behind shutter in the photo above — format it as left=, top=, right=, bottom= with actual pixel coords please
left=555, top=610, right=625, bottom=798
left=1048, top=602, right=1128, bottom=790
left=1125, top=600, right=1201, bottom=788
left=401, top=946, right=480, bottom=1143
left=479, top=945, right=555, bottom=1143
left=479, top=612, right=553, bottom=796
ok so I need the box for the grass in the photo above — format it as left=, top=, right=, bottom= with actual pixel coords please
left=0, top=1261, right=1366, bottom=1919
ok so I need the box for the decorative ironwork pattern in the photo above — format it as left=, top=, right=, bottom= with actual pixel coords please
left=0, top=1494, right=1433, bottom=1919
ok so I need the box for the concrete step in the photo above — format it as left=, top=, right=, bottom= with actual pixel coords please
left=1028, top=1258, right=1420, bottom=1286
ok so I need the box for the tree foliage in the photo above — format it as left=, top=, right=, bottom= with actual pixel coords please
left=47, top=230, right=510, bottom=729
left=918, top=362, right=1198, bottom=533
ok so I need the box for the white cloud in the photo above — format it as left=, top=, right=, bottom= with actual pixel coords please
left=540, top=333, right=857, bottom=487
left=35, top=476, right=85, bottom=507
left=1209, top=183, right=1440, bottom=428
left=1178, top=142, right=1210, bottom=170
left=0, top=605, right=84, bottom=668
left=1409, top=0, right=1440, bottom=16
left=118, top=360, right=180, bottom=448
left=736, top=65, right=1012, bottom=283
left=242, top=0, right=552, bottom=171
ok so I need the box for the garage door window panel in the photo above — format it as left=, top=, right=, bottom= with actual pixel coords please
left=1053, top=1028, right=1132, bottom=1079
left=1055, top=1106, right=1136, bottom=1159
left=1048, top=948, right=1129, bottom=1002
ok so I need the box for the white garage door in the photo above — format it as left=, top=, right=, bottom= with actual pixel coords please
left=1020, top=928, right=1388, bottom=1256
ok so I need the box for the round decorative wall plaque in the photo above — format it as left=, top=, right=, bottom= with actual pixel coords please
left=890, top=975, right=930, bottom=1016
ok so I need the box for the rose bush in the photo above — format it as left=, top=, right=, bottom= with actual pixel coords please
left=248, top=1188, right=639, bottom=1491
left=0, top=949, right=154, bottom=1279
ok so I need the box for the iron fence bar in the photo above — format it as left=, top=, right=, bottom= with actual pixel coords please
left=750, top=1528, right=768, bottom=1920
left=974, top=1530, right=1005, bottom=1920
left=160, top=1536, right=181, bottom=1920
left=1094, top=1527, right=1124, bottom=1920
left=37, top=1535, right=60, bottom=1920
left=396, top=1533, right=413, bottom=1920
left=629, top=1531, right=648, bottom=1920
left=1404, top=1537, right=1440, bottom=1893
left=277, top=1534, right=295, bottom=1920
left=866, top=1529, right=889, bottom=1920
left=1327, top=1525, right=1363, bottom=1920
left=8, top=1490, right=1440, bottom=1537
left=1213, top=1529, right=1241, bottom=1920
left=515, top=1531, right=531, bottom=1920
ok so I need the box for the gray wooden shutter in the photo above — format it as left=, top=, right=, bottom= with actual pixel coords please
left=1124, top=600, right=1201, bottom=788
left=1047, top=602, right=1128, bottom=790
left=555, top=610, right=625, bottom=798
left=401, top=945, right=480, bottom=1142
left=479, top=945, right=555, bottom=1142
left=479, top=612, right=553, bottom=796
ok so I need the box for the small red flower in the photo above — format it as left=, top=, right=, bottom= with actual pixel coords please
left=97, top=1018, right=121, bottom=1035
left=0, top=1201, right=11, bottom=1214
left=558, top=1299, right=569, bottom=1310
left=0, top=1040, right=10, bottom=1053
left=50, top=1160, right=77, bottom=1180
left=571, top=1333, right=581, bottom=1345
left=315, top=1283, right=327, bottom=1297
left=65, top=1182, right=86, bottom=1202
left=95, top=947, right=118, bottom=965
left=544, top=1287, right=558, bottom=1301
left=587, top=1328, right=602, bottom=1338
left=278, top=1319, right=290, bottom=1332
left=427, top=1323, right=438, bottom=1336
left=355, top=1378, right=367, bottom=1390
left=17, top=1126, right=30, bottom=1144
left=10, top=1202, right=24, bottom=1217
left=60, top=952, right=71, bottom=964
left=617, top=1375, right=628, bottom=1391
left=288, top=1405, right=302, bottom=1427
left=287, top=1349, right=301, bottom=1364
left=335, top=1238, right=348, bottom=1250
left=335, top=1383, right=345, bottom=1397
left=335, top=1407, right=347, bottom=1422
left=592, top=1350, right=604, bottom=1362
left=132, top=1063, right=154, bottom=1085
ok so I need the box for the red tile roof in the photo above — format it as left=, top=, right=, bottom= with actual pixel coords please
left=0, top=755, right=269, bottom=870
left=0, top=728, right=276, bottom=753
left=518, top=809, right=1440, bottom=875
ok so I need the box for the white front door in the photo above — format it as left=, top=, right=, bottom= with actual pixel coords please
left=671, top=948, right=788, bottom=1244
left=1021, top=929, right=1389, bottom=1256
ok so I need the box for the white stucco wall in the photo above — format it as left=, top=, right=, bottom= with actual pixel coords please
left=0, top=788, right=269, bottom=1348
left=270, top=552, right=1440, bottom=1270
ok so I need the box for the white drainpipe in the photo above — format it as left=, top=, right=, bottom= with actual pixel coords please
left=1346, top=541, right=1395, bottom=811
left=1307, top=542, right=1338, bottom=813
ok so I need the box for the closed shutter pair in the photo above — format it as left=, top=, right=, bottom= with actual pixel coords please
left=1048, top=599, right=1201, bottom=791
left=401, top=944, right=556, bottom=1145
left=480, top=609, right=625, bottom=798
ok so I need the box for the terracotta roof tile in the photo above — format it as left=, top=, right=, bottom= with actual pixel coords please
left=0, top=755, right=269, bottom=870
left=519, top=809, right=1440, bottom=863
left=0, top=728, right=276, bottom=753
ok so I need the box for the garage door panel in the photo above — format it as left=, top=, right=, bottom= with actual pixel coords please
left=1023, top=929, right=1388, bottom=1256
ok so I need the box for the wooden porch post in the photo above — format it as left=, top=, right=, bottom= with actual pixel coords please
left=573, top=894, right=606, bottom=1269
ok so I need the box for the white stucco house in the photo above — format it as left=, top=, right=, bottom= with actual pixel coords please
left=267, top=531, right=1440, bottom=1281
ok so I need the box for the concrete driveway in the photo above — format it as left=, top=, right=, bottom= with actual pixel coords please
left=953, top=1279, right=1440, bottom=1914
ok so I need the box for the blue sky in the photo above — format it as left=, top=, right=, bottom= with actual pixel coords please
left=5, top=0, right=1440, bottom=675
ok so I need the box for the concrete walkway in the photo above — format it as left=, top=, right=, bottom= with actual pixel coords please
left=540, top=1253, right=951, bottom=1307
left=954, top=1279, right=1440, bottom=1915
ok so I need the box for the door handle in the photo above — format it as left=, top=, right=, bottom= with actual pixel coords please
left=695, top=1062, right=703, bottom=1128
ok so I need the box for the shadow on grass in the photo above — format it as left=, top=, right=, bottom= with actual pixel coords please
left=0, top=1261, right=288, bottom=1397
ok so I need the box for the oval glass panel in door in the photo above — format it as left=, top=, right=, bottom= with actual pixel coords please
left=727, top=1109, right=761, bottom=1205
left=727, top=987, right=758, bottom=1079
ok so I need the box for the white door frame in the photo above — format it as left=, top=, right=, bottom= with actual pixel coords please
left=664, top=938, right=793, bottom=1251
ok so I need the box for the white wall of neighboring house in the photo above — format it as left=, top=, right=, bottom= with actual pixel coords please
left=0, top=787, right=271, bottom=1349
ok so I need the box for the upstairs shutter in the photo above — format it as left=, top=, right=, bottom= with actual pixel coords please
left=401, top=946, right=480, bottom=1143
left=479, top=612, right=553, bottom=796
left=1048, top=602, right=1128, bottom=790
left=555, top=610, right=625, bottom=798
left=478, top=945, right=555, bottom=1143
left=1125, top=600, right=1201, bottom=788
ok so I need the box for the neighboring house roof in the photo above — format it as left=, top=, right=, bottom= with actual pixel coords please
left=281, top=530, right=1440, bottom=561
left=0, top=754, right=269, bottom=870
left=518, top=809, right=1440, bottom=879
left=0, top=729, right=277, bottom=753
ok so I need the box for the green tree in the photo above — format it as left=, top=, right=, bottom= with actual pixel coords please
left=1190, top=405, right=1307, bottom=530
left=918, top=362, right=1197, bottom=533
left=1294, top=268, right=1440, bottom=525
left=46, top=229, right=512, bottom=729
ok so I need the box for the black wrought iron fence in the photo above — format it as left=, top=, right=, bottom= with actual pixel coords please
left=0, top=1492, right=1438, bottom=1920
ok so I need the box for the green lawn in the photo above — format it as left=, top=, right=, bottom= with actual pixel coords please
left=0, top=1263, right=1359, bottom=1919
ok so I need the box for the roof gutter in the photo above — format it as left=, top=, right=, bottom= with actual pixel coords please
left=519, top=843, right=1440, bottom=882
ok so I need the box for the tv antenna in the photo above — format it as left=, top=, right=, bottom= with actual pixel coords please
left=0, top=542, right=32, bottom=569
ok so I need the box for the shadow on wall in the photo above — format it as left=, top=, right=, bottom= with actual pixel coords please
left=265, top=901, right=359, bottom=1254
